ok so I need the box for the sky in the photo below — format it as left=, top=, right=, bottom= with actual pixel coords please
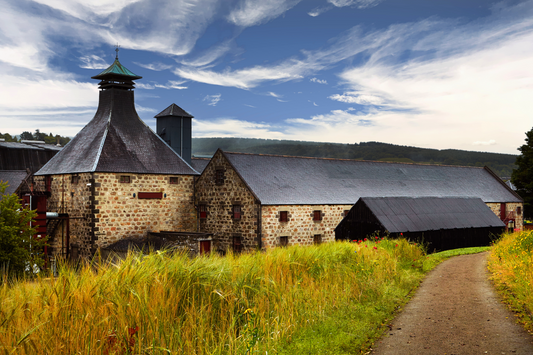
left=1, top=0, right=532, bottom=155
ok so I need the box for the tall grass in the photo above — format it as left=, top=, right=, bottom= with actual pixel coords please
left=0, top=239, right=428, bottom=354
left=488, top=230, right=533, bottom=332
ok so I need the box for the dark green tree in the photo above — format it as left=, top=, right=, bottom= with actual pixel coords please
left=511, top=128, right=533, bottom=220
left=19, top=131, right=33, bottom=140
left=0, top=182, right=46, bottom=276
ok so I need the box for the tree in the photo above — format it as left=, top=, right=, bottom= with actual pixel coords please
left=0, top=182, right=46, bottom=276
left=19, top=131, right=33, bottom=141
left=511, top=127, right=533, bottom=220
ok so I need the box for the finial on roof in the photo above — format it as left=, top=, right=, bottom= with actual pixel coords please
left=115, top=44, right=120, bottom=59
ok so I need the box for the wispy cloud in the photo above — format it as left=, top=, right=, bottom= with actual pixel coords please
left=193, top=117, right=286, bottom=138
left=134, top=62, right=173, bottom=71
left=79, top=55, right=109, bottom=69
left=329, top=92, right=384, bottom=105
left=137, top=80, right=188, bottom=90
left=473, top=140, right=497, bottom=146
left=310, top=77, right=328, bottom=84
left=227, top=0, right=302, bottom=27
left=328, top=0, right=384, bottom=9
left=268, top=91, right=282, bottom=98
left=203, top=93, right=222, bottom=106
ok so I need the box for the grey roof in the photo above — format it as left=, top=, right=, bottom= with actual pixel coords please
left=36, top=89, right=198, bottom=176
left=155, top=103, right=193, bottom=118
left=359, top=197, right=505, bottom=233
left=0, top=170, right=30, bottom=195
left=191, top=157, right=210, bottom=173
left=221, top=151, right=522, bottom=205
left=0, top=141, right=62, bottom=151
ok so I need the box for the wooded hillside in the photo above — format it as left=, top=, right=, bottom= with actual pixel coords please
left=192, top=138, right=517, bottom=177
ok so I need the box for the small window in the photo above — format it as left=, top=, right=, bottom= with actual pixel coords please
left=45, top=176, right=52, bottom=192
left=344, top=210, right=350, bottom=217
left=169, top=177, right=179, bottom=184
left=120, top=175, right=131, bottom=183
left=313, top=234, right=322, bottom=245
left=215, top=169, right=225, bottom=185
left=71, top=174, right=79, bottom=184
left=232, top=205, right=242, bottom=220
left=279, top=236, right=289, bottom=247
left=517, top=206, right=522, bottom=215
left=199, top=204, right=207, bottom=219
left=279, top=211, right=288, bottom=222
left=233, top=236, right=243, bottom=253
left=313, top=210, right=322, bottom=221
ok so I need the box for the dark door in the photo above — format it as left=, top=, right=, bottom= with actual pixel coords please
left=200, top=240, right=211, bottom=254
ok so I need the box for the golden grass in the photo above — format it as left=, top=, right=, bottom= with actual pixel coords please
left=488, top=230, right=533, bottom=332
left=0, top=239, right=426, bottom=354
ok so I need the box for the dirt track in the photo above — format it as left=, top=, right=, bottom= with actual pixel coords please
left=371, top=252, right=533, bottom=355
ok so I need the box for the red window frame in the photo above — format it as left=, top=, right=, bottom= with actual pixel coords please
left=169, top=177, right=179, bottom=184
left=313, top=210, right=322, bottom=221
left=517, top=206, right=522, bottom=215
left=232, top=205, right=241, bottom=220
left=279, top=211, right=288, bottom=222
left=120, top=175, right=131, bottom=183
left=199, top=204, right=207, bottom=219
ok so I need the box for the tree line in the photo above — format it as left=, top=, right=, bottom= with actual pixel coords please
left=192, top=138, right=518, bottom=178
left=1, top=129, right=71, bottom=146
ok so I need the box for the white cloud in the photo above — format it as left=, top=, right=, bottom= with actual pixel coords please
left=310, top=77, right=328, bottom=84
left=193, top=117, right=286, bottom=138
left=137, top=80, right=188, bottom=90
left=203, top=93, right=222, bottom=106
left=175, top=64, right=304, bottom=89
left=227, top=0, right=302, bottom=27
left=268, top=91, right=282, bottom=98
left=473, top=140, right=497, bottom=146
left=329, top=92, right=384, bottom=105
left=308, top=7, right=330, bottom=17
left=328, top=0, right=383, bottom=9
left=79, top=55, right=109, bottom=69
left=134, top=62, right=173, bottom=71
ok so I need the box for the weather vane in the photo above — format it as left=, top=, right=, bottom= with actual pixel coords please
left=115, top=44, right=120, bottom=59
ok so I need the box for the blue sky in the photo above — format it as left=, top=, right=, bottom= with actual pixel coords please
left=1, top=0, right=532, bottom=154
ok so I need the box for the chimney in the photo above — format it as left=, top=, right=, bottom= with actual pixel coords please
left=154, top=104, right=193, bottom=165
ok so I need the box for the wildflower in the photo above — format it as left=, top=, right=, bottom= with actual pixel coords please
left=375, top=236, right=378, bottom=240
left=395, top=244, right=398, bottom=247
left=373, top=246, right=378, bottom=250
left=364, top=238, right=367, bottom=241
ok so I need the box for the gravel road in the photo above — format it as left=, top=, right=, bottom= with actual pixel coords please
left=371, top=252, right=533, bottom=355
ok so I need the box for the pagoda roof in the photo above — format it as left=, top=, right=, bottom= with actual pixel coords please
left=155, top=103, right=193, bottom=118
left=91, top=58, right=142, bottom=80
left=36, top=89, right=197, bottom=176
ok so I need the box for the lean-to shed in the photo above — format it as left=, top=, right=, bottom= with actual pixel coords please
left=335, top=197, right=506, bottom=251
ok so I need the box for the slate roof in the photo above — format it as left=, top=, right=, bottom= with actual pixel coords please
left=155, top=103, right=193, bottom=118
left=0, top=170, right=30, bottom=195
left=191, top=157, right=210, bottom=173
left=359, top=197, right=505, bottom=233
left=221, top=151, right=522, bottom=205
left=36, top=88, right=198, bottom=176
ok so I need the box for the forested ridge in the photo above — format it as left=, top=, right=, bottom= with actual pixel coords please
left=193, top=137, right=517, bottom=177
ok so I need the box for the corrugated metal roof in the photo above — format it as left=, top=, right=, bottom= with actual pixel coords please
left=360, top=197, right=505, bottom=232
left=154, top=103, right=193, bottom=118
left=36, top=89, right=198, bottom=176
left=222, top=151, right=521, bottom=205
left=0, top=170, right=29, bottom=195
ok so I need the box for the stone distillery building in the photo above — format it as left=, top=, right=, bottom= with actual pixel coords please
left=23, top=55, right=522, bottom=258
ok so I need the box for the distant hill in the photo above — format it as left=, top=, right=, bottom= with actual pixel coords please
left=192, top=137, right=517, bottom=178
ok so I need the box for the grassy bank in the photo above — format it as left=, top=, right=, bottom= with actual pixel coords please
left=0, top=239, right=487, bottom=354
left=488, top=231, right=533, bottom=332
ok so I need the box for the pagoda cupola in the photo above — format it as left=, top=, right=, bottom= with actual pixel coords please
left=91, top=49, right=142, bottom=90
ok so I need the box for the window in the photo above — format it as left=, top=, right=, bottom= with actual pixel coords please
left=313, top=234, right=322, bottom=245
left=279, top=211, right=288, bottom=222
left=169, top=177, right=179, bottom=184
left=232, top=205, right=242, bottom=220
left=120, top=175, right=131, bottom=183
left=279, top=236, right=289, bottom=247
left=71, top=174, right=79, bottom=184
left=344, top=210, right=350, bottom=217
left=313, top=210, right=322, bottom=221
left=199, top=204, right=207, bottom=219
left=45, top=176, right=52, bottom=192
left=233, top=236, right=243, bottom=253
left=517, top=206, right=522, bottom=215
left=215, top=169, right=225, bottom=185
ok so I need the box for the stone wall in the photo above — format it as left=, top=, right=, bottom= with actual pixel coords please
left=486, top=202, right=524, bottom=230
left=35, top=172, right=196, bottom=257
left=92, top=173, right=197, bottom=248
left=195, top=151, right=260, bottom=253
left=260, top=204, right=351, bottom=248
